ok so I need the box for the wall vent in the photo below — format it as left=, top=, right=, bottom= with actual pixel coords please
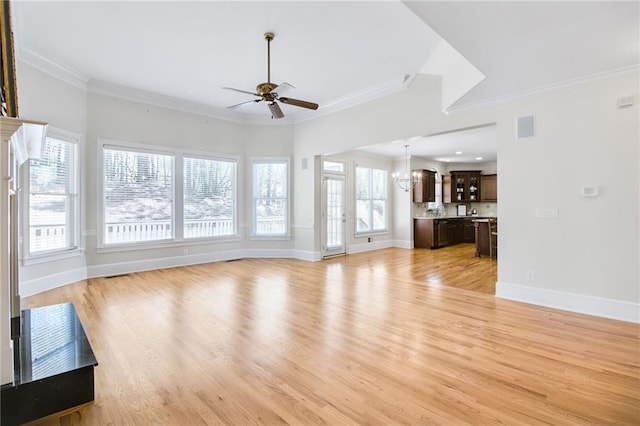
left=516, top=115, right=535, bottom=139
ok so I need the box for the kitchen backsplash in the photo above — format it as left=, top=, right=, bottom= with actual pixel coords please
left=413, top=202, right=498, bottom=217
left=445, top=202, right=498, bottom=217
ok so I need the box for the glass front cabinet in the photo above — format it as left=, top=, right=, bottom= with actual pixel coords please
left=444, top=171, right=482, bottom=203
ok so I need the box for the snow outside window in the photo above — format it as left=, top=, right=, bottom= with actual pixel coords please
left=355, top=166, right=388, bottom=233
left=103, top=146, right=174, bottom=245
left=252, top=159, right=289, bottom=237
left=28, top=136, right=78, bottom=255
left=183, top=156, right=236, bottom=239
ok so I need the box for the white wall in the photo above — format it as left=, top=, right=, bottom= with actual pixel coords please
left=294, top=75, right=446, bottom=254
left=294, top=71, right=639, bottom=322
left=16, top=60, right=640, bottom=322
left=323, top=151, right=396, bottom=253
left=15, top=62, right=300, bottom=294
left=16, top=63, right=89, bottom=294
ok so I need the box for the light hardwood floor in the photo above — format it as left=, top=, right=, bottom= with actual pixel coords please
left=24, top=245, right=639, bottom=425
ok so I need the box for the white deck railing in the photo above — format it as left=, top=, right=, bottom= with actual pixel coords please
left=31, top=216, right=287, bottom=248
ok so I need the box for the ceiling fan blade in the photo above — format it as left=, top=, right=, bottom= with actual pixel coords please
left=222, top=87, right=261, bottom=97
left=271, top=82, right=295, bottom=95
left=279, top=97, right=319, bottom=110
left=268, top=102, right=284, bottom=119
left=227, top=99, right=262, bottom=109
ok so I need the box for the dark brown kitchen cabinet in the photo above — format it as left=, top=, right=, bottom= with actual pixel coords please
left=481, top=174, right=497, bottom=202
left=414, top=219, right=433, bottom=248
left=448, top=220, right=463, bottom=245
left=415, top=218, right=472, bottom=249
left=463, top=218, right=476, bottom=243
left=414, top=218, right=449, bottom=249
left=412, top=169, right=436, bottom=203
left=443, top=171, right=481, bottom=203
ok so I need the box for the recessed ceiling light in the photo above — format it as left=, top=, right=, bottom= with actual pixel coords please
left=475, top=156, right=483, bottom=160
left=455, top=151, right=463, bottom=155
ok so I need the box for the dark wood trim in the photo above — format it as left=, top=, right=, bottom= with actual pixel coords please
left=1, top=0, right=19, bottom=117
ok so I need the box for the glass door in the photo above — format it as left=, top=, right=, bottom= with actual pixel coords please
left=322, top=175, right=346, bottom=257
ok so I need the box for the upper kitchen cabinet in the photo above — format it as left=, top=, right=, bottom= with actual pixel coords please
left=413, top=169, right=436, bottom=203
left=481, top=174, right=497, bottom=202
left=443, top=171, right=481, bottom=203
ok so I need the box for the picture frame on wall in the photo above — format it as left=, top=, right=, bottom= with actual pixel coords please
left=1, top=0, right=18, bottom=118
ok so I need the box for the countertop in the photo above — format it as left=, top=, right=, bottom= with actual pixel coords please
left=414, top=216, right=497, bottom=220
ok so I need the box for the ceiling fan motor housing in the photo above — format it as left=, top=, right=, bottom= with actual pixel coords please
left=256, top=82, right=278, bottom=96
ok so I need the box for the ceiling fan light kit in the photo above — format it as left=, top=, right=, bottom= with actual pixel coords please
left=223, top=32, right=319, bottom=119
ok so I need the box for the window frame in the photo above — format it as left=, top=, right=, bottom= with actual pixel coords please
left=97, top=139, right=240, bottom=251
left=251, top=157, right=291, bottom=239
left=22, top=128, right=82, bottom=263
left=182, top=154, right=237, bottom=240
left=100, top=142, right=176, bottom=247
left=354, top=163, right=389, bottom=236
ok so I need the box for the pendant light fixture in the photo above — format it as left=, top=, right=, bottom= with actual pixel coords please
left=392, top=144, right=420, bottom=192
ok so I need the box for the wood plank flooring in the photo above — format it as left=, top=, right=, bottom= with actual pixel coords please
left=24, top=245, right=639, bottom=425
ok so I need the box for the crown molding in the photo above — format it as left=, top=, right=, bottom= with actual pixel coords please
left=86, top=79, right=296, bottom=125
left=296, top=73, right=415, bottom=123
left=16, top=47, right=89, bottom=90
left=447, top=64, right=640, bottom=114
left=16, top=32, right=414, bottom=126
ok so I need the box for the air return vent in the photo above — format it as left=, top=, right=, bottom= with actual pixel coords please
left=516, top=115, right=535, bottom=139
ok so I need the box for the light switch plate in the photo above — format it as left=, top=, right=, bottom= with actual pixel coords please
left=581, top=186, right=599, bottom=197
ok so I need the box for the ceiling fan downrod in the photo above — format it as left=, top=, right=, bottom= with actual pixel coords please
left=256, top=32, right=277, bottom=96
left=265, top=32, right=274, bottom=84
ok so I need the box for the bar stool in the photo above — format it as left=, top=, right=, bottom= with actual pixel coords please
left=489, top=219, right=498, bottom=260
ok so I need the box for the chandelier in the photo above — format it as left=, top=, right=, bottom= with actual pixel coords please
left=392, top=144, right=421, bottom=192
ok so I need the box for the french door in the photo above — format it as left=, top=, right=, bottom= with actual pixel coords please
left=322, top=175, right=346, bottom=257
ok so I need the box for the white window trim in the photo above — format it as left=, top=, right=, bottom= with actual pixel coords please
left=354, top=163, right=390, bottom=236
left=97, top=139, right=240, bottom=250
left=99, top=140, right=176, bottom=247
left=250, top=156, right=291, bottom=239
left=21, top=127, right=83, bottom=263
left=182, top=153, right=238, bottom=240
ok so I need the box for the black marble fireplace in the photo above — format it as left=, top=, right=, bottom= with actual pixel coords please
left=1, top=302, right=98, bottom=425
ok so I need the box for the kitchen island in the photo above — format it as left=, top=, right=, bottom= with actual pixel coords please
left=414, top=216, right=496, bottom=249
left=473, top=218, right=497, bottom=257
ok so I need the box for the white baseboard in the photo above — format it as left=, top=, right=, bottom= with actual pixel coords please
left=496, top=281, right=640, bottom=323
left=348, top=240, right=393, bottom=254
left=393, top=239, right=413, bottom=249
left=20, top=267, right=88, bottom=298
left=21, top=248, right=323, bottom=296
left=87, top=249, right=245, bottom=279
left=291, top=249, right=322, bottom=262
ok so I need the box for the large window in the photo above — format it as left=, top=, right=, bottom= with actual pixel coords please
left=252, top=159, right=289, bottom=237
left=27, top=135, right=79, bottom=255
left=183, top=156, right=236, bottom=239
left=103, top=146, right=174, bottom=245
left=355, top=166, right=388, bottom=233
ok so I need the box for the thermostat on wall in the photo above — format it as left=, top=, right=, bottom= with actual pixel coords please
left=581, top=186, right=599, bottom=197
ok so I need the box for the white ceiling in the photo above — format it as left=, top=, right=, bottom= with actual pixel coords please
left=357, top=124, right=497, bottom=163
left=12, top=1, right=639, bottom=160
left=12, top=1, right=441, bottom=123
left=405, top=1, right=640, bottom=107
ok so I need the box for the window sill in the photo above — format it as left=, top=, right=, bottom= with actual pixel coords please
left=21, top=248, right=85, bottom=266
left=96, top=236, right=241, bottom=254
left=249, top=235, right=291, bottom=241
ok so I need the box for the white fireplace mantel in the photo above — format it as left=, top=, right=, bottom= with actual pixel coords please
left=1, top=117, right=47, bottom=385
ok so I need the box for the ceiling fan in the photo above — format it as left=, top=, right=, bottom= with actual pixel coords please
left=223, top=32, right=319, bottom=119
